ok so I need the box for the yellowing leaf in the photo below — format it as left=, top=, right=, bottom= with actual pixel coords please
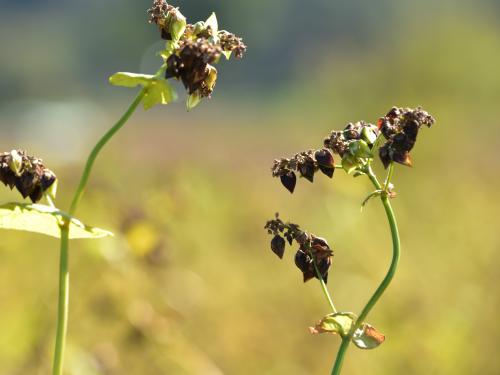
left=309, top=312, right=357, bottom=337
left=0, top=203, right=113, bottom=239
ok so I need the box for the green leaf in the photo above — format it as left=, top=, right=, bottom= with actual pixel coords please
left=352, top=324, right=385, bottom=349
left=205, top=12, right=218, bottom=34
left=109, top=72, right=155, bottom=88
left=0, top=203, right=113, bottom=239
left=159, top=41, right=177, bottom=60
left=186, top=92, right=201, bottom=111
left=222, top=50, right=232, bottom=60
left=143, top=79, right=176, bottom=110
left=309, top=312, right=357, bottom=337
left=349, top=140, right=373, bottom=159
left=169, top=13, right=186, bottom=42
left=341, top=154, right=360, bottom=174
left=361, top=126, right=378, bottom=145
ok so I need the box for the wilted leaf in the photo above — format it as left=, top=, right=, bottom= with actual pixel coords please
left=109, top=72, right=155, bottom=88
left=0, top=203, right=113, bottom=239
left=352, top=324, right=385, bottom=349
left=309, top=312, right=357, bottom=337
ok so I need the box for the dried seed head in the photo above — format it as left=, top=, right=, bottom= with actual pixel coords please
left=271, top=149, right=336, bottom=191
left=149, top=1, right=245, bottom=104
left=218, top=30, right=247, bottom=59
left=265, top=214, right=334, bottom=283
left=0, top=150, right=57, bottom=203
left=377, top=106, right=435, bottom=168
left=166, top=39, right=222, bottom=98
left=324, top=121, right=379, bottom=157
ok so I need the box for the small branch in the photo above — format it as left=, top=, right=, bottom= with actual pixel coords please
left=312, top=257, right=337, bottom=314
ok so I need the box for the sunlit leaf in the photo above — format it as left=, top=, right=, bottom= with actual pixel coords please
left=352, top=324, right=385, bottom=349
left=0, top=203, right=113, bottom=239
left=186, top=92, right=201, bottom=111
left=170, top=13, right=186, bottom=42
left=222, top=50, right=232, bottom=60
left=143, top=79, right=176, bottom=110
left=309, top=312, right=357, bottom=337
left=205, top=12, right=218, bottom=34
left=159, top=41, right=177, bottom=60
left=109, top=72, right=155, bottom=88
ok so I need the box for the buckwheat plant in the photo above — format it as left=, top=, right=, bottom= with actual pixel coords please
left=265, top=107, right=435, bottom=374
left=0, top=2, right=245, bottom=374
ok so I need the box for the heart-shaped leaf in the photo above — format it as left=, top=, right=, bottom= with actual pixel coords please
left=0, top=203, right=113, bottom=239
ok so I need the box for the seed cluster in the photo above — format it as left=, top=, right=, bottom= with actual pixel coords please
left=165, top=39, right=220, bottom=97
left=0, top=150, right=57, bottom=203
left=323, top=121, right=379, bottom=157
left=265, top=214, right=333, bottom=283
left=271, top=149, right=335, bottom=193
left=148, top=0, right=246, bottom=100
left=378, top=107, right=435, bottom=168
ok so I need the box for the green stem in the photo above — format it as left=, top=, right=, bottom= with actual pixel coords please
left=331, top=163, right=401, bottom=375
left=331, top=337, right=350, bottom=375
left=52, top=224, right=69, bottom=375
left=68, top=89, right=146, bottom=216
left=312, top=258, right=337, bottom=313
left=51, top=89, right=145, bottom=375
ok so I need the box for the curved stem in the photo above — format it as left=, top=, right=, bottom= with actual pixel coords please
left=52, top=224, right=69, bottom=375
left=331, top=163, right=401, bottom=375
left=52, top=89, right=145, bottom=375
left=68, top=89, right=146, bottom=216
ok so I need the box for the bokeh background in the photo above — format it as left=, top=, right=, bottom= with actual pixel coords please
left=1, top=0, right=499, bottom=374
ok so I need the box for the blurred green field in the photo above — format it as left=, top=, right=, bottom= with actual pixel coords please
left=1, top=1, right=500, bottom=374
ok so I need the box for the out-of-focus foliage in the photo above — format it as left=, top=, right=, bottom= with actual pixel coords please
left=1, top=0, right=499, bottom=374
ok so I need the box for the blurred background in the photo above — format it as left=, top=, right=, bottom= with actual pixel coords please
left=1, top=0, right=499, bottom=374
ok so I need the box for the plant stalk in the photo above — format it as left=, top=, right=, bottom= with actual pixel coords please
left=51, top=89, right=145, bottom=375
left=52, top=224, right=69, bottom=375
left=68, top=89, right=146, bottom=216
left=331, top=164, right=401, bottom=375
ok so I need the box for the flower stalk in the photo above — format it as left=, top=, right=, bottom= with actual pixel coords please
left=265, top=106, right=434, bottom=374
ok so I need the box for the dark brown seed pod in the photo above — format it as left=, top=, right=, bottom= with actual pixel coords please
left=299, top=161, right=315, bottom=182
left=315, top=149, right=335, bottom=178
left=280, top=172, right=296, bottom=193
left=270, top=235, right=286, bottom=259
